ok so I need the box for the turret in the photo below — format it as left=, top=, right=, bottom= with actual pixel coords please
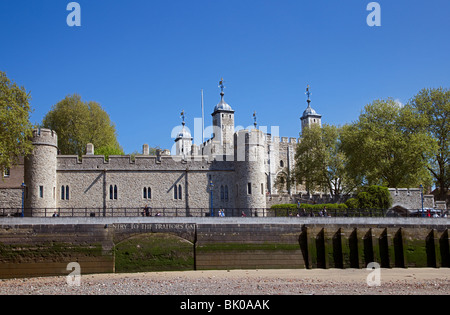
left=234, top=128, right=267, bottom=215
left=24, top=129, right=58, bottom=217
left=211, top=78, right=235, bottom=156
left=300, top=85, right=322, bottom=135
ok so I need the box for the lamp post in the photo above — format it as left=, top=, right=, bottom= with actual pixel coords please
left=419, top=184, right=424, bottom=217
left=21, top=183, right=26, bottom=217
left=209, top=180, right=214, bottom=217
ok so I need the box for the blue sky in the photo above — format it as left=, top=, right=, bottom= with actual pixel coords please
left=1, top=0, right=449, bottom=154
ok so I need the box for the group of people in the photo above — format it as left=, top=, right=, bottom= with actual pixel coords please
left=217, top=209, right=248, bottom=217
left=141, top=205, right=161, bottom=217
left=294, top=207, right=330, bottom=217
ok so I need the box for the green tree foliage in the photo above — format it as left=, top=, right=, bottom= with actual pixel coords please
left=405, top=87, right=449, bottom=201
left=42, top=94, right=123, bottom=156
left=294, top=124, right=355, bottom=196
left=340, top=98, right=435, bottom=188
left=0, top=72, right=33, bottom=177
left=294, top=124, right=324, bottom=194
left=345, top=186, right=392, bottom=209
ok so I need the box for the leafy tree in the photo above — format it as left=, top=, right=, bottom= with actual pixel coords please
left=345, top=198, right=359, bottom=209
left=95, top=145, right=125, bottom=161
left=357, top=192, right=373, bottom=209
left=0, top=71, right=34, bottom=177
left=340, top=98, right=435, bottom=188
left=42, top=94, right=123, bottom=156
left=347, top=186, right=392, bottom=209
left=405, top=87, right=449, bottom=201
left=366, top=185, right=392, bottom=209
left=294, top=124, right=355, bottom=196
left=294, top=124, right=325, bottom=194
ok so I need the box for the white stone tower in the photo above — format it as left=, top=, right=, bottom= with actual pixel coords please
left=211, top=78, right=235, bottom=156
left=24, top=129, right=58, bottom=217
left=234, top=128, right=267, bottom=216
left=300, top=85, right=322, bottom=134
left=174, top=110, right=193, bottom=158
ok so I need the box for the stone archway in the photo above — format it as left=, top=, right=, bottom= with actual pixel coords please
left=389, top=205, right=409, bottom=217
left=114, top=233, right=195, bottom=273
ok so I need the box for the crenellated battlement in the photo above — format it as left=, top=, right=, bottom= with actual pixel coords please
left=31, top=128, right=58, bottom=147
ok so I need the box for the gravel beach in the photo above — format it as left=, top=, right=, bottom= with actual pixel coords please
left=0, top=268, right=448, bottom=295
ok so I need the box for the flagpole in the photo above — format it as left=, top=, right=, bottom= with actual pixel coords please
left=201, top=89, right=205, bottom=144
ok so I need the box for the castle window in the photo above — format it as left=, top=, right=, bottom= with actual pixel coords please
left=174, top=185, right=182, bottom=200
left=61, top=185, right=70, bottom=200
left=39, top=186, right=44, bottom=198
left=280, top=160, right=284, bottom=168
left=247, top=183, right=252, bottom=195
left=225, top=185, right=229, bottom=201
left=110, top=185, right=118, bottom=200
left=261, top=183, right=264, bottom=195
left=143, top=187, right=152, bottom=199
left=3, top=168, right=10, bottom=178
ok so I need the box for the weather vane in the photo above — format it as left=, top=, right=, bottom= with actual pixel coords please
left=180, top=110, right=185, bottom=125
left=306, top=85, right=312, bottom=105
left=219, top=78, right=225, bottom=94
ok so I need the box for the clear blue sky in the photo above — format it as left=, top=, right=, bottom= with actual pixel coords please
left=1, top=0, right=449, bottom=154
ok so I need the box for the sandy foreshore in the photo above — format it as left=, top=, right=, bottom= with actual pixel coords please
left=0, top=268, right=448, bottom=295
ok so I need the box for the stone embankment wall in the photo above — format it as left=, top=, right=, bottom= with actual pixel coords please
left=0, top=218, right=448, bottom=279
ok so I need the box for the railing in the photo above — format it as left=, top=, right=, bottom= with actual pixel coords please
left=0, top=207, right=448, bottom=218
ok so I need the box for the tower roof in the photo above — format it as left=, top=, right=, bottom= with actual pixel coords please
left=301, top=85, right=321, bottom=120
left=175, top=110, right=193, bottom=141
left=212, top=78, right=234, bottom=114
left=302, top=104, right=321, bottom=118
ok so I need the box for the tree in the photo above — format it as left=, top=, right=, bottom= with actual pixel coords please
left=406, top=87, right=449, bottom=201
left=294, top=124, right=354, bottom=196
left=340, top=98, right=435, bottom=188
left=42, top=94, right=123, bottom=156
left=294, top=124, right=325, bottom=195
left=345, top=186, right=392, bottom=209
left=0, top=71, right=34, bottom=177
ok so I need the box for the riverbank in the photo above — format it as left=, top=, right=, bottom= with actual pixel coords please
left=0, top=268, right=448, bottom=295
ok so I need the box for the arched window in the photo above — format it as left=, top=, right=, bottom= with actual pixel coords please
left=61, top=186, right=65, bottom=200
left=220, top=185, right=224, bottom=200
left=66, top=185, right=70, bottom=200
left=114, top=185, right=118, bottom=200
left=148, top=187, right=151, bottom=199
left=143, top=187, right=147, bottom=199
left=178, top=185, right=182, bottom=200
left=280, top=160, right=284, bottom=168
left=225, top=185, right=229, bottom=201
left=109, top=185, right=113, bottom=200
left=174, top=185, right=178, bottom=200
